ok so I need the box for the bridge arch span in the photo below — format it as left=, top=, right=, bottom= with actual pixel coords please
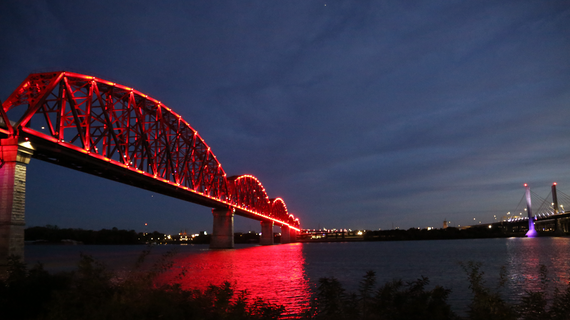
left=288, top=214, right=300, bottom=228
left=1, top=71, right=231, bottom=202
left=228, top=175, right=271, bottom=214
left=0, top=71, right=301, bottom=259
left=269, top=199, right=299, bottom=228
left=270, top=198, right=289, bottom=223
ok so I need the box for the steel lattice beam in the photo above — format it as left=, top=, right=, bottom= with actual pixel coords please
left=1, top=71, right=300, bottom=230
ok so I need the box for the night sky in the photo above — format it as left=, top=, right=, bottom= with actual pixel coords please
left=1, top=1, right=570, bottom=235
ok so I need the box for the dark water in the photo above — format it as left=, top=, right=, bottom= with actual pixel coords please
left=25, top=237, right=570, bottom=316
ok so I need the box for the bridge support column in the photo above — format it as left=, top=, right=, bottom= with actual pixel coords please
left=281, top=225, right=291, bottom=244
left=210, top=207, right=234, bottom=249
left=259, top=221, right=274, bottom=245
left=524, top=183, right=538, bottom=237
left=289, top=229, right=297, bottom=242
left=0, top=138, right=33, bottom=272
left=554, top=218, right=566, bottom=236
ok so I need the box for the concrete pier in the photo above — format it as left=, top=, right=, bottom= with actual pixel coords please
left=281, top=225, right=291, bottom=243
left=0, top=138, right=33, bottom=270
left=259, top=221, right=274, bottom=245
left=210, top=207, right=234, bottom=249
left=289, top=228, right=297, bottom=242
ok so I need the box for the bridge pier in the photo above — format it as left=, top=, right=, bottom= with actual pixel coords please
left=260, top=221, right=274, bottom=245
left=210, top=208, right=234, bottom=249
left=281, top=225, right=291, bottom=243
left=561, top=217, right=570, bottom=234
left=0, top=138, right=33, bottom=271
left=554, top=219, right=566, bottom=236
left=289, top=228, right=297, bottom=242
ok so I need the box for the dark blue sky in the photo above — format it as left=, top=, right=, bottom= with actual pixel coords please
left=1, top=1, right=570, bottom=234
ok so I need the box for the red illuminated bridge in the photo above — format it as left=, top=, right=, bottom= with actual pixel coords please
left=0, top=71, right=301, bottom=263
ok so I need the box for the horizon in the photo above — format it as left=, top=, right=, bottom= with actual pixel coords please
left=2, top=1, right=570, bottom=235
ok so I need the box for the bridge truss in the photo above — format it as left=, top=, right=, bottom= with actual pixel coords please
left=0, top=71, right=300, bottom=230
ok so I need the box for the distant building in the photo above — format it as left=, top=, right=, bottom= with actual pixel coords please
left=179, top=230, right=189, bottom=241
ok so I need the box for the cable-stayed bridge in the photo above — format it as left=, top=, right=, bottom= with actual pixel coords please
left=495, top=183, right=570, bottom=236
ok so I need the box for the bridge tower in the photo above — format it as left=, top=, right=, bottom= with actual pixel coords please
left=551, top=183, right=566, bottom=236
left=552, top=182, right=559, bottom=214
left=0, top=137, right=34, bottom=271
left=524, top=183, right=538, bottom=237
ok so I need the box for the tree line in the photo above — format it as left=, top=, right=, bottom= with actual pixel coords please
left=25, top=225, right=142, bottom=245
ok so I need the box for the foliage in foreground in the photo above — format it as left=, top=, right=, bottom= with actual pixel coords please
left=458, top=261, right=570, bottom=320
left=4, top=253, right=570, bottom=320
left=302, top=270, right=459, bottom=320
left=0, top=252, right=283, bottom=320
left=303, top=262, right=570, bottom=320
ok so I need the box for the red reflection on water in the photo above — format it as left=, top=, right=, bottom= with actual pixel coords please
left=507, top=238, right=570, bottom=296
left=158, top=243, right=311, bottom=316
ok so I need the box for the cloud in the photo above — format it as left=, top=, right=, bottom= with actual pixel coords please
left=1, top=0, right=569, bottom=233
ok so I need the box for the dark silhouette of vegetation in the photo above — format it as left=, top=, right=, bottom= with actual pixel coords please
left=0, top=256, right=70, bottom=319
left=362, top=223, right=528, bottom=242
left=235, top=232, right=261, bottom=244
left=460, top=262, right=570, bottom=320
left=302, top=271, right=459, bottom=320
left=301, top=263, right=570, bottom=320
left=25, top=226, right=248, bottom=245
left=0, top=252, right=284, bottom=320
left=3, top=254, right=570, bottom=319
left=460, top=261, right=515, bottom=320
left=26, top=225, right=141, bottom=244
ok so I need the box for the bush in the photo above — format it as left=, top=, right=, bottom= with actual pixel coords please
left=303, top=271, right=459, bottom=320
left=460, top=261, right=570, bottom=320
left=459, top=261, right=516, bottom=320
left=4, top=254, right=570, bottom=320
left=303, top=263, right=570, bottom=320
left=0, top=252, right=284, bottom=320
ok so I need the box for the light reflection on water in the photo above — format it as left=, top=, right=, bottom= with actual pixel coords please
left=158, top=243, right=311, bottom=316
left=506, top=237, right=570, bottom=298
left=25, top=237, right=570, bottom=316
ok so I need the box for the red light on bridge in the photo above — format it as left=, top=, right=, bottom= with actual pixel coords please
left=554, top=182, right=557, bottom=186
left=4, top=71, right=302, bottom=231
left=524, top=183, right=528, bottom=187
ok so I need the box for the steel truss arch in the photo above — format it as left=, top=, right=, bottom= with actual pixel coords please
left=229, top=174, right=271, bottom=214
left=270, top=198, right=288, bottom=223
left=268, top=198, right=299, bottom=227
left=1, top=71, right=300, bottom=230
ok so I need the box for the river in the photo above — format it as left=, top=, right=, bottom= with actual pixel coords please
left=25, top=237, right=570, bottom=316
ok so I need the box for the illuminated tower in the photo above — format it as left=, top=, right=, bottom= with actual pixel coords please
left=552, top=182, right=559, bottom=214
left=551, top=182, right=566, bottom=235
left=525, top=183, right=537, bottom=237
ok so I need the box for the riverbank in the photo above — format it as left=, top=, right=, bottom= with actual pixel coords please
left=7, top=249, right=570, bottom=320
left=23, top=238, right=570, bottom=318
left=25, top=221, right=567, bottom=247
left=299, top=223, right=530, bottom=243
